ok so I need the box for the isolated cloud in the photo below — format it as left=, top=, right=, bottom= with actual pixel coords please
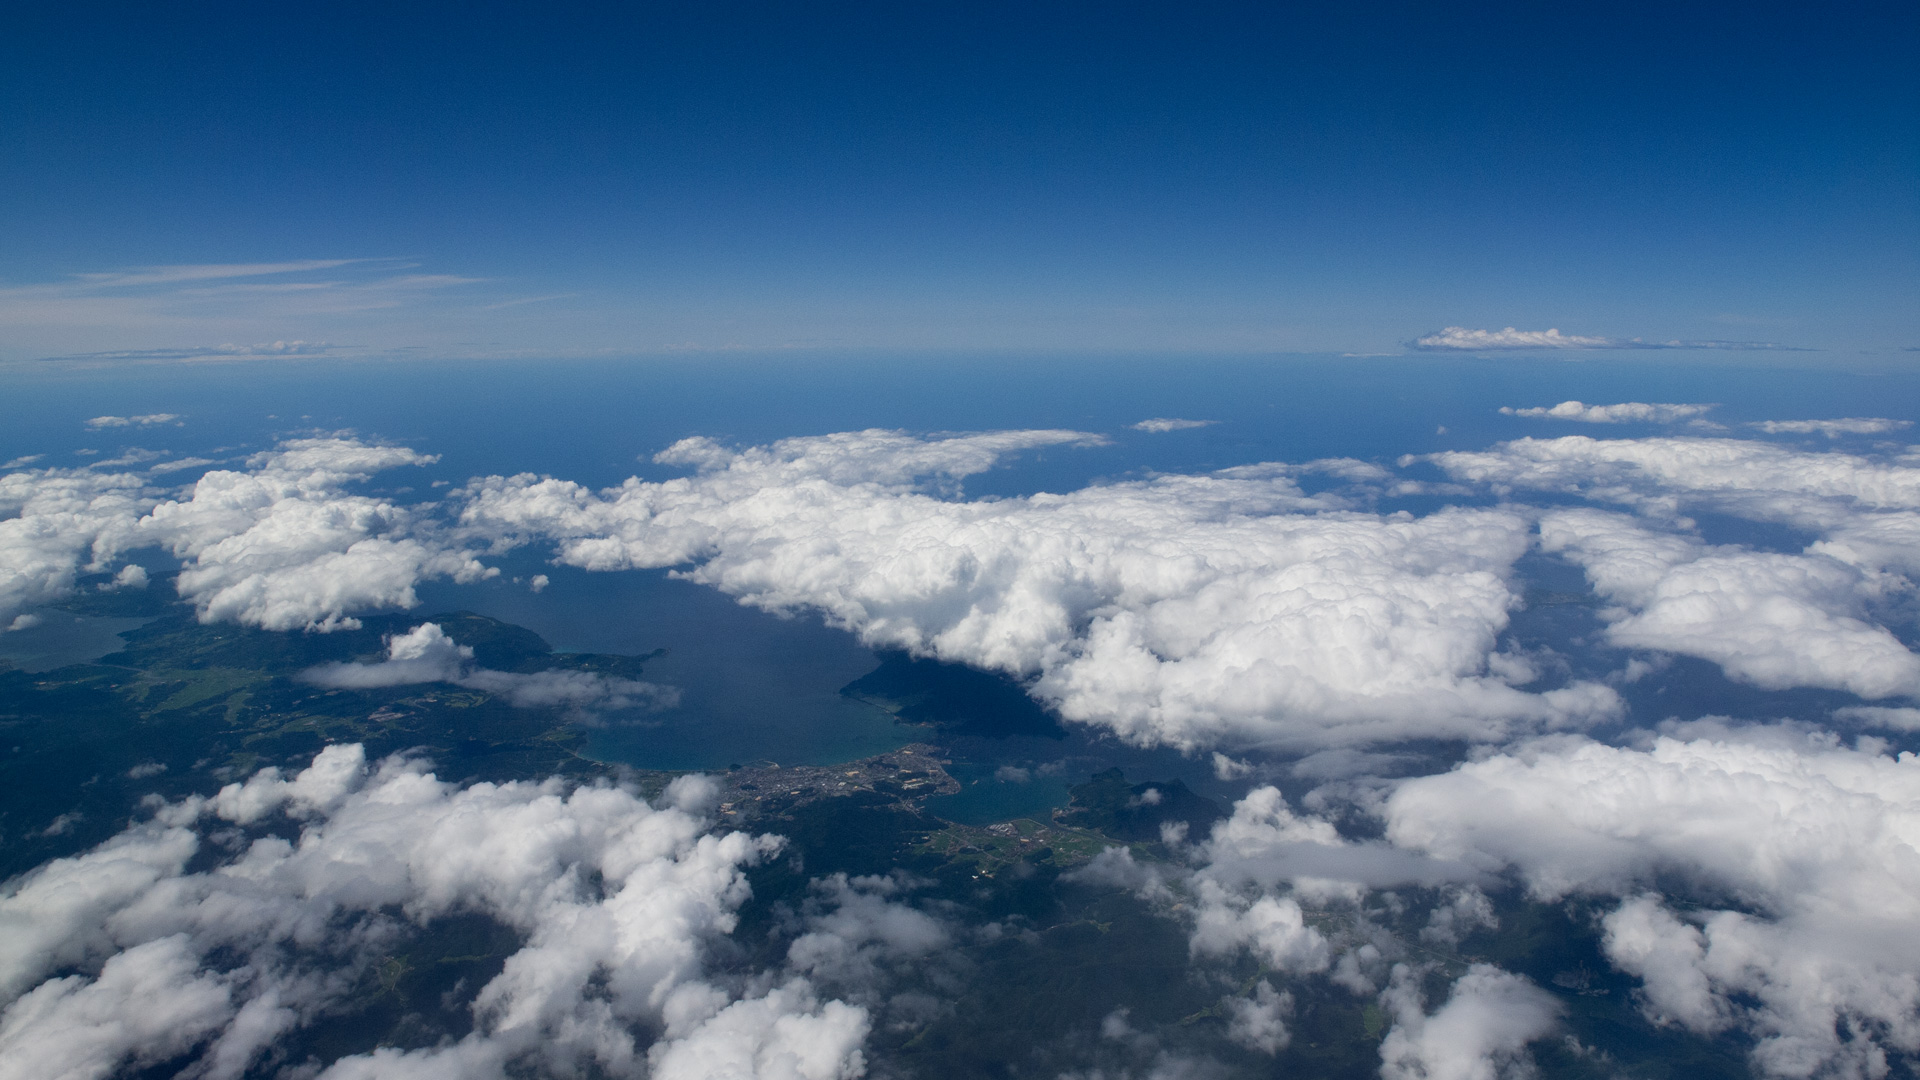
left=1415, top=327, right=1615, bottom=350
left=458, top=429, right=1618, bottom=753
left=0, top=745, right=870, bottom=1080
left=1197, top=785, right=1478, bottom=900
left=1499, top=401, right=1714, bottom=424
left=785, top=874, right=950, bottom=993
left=1384, top=734, right=1920, bottom=1076
left=1377, top=963, right=1561, bottom=1080
left=85, top=413, right=181, bottom=428
left=1413, top=327, right=1799, bottom=351
left=304, top=622, right=679, bottom=713
left=1750, top=418, right=1913, bottom=438
left=1223, top=981, right=1293, bottom=1054
left=1131, top=418, right=1216, bottom=433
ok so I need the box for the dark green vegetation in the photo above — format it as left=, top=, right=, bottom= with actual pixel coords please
left=0, top=584, right=638, bottom=879
left=1, top=594, right=1771, bottom=1079
left=1062, top=766, right=1225, bottom=842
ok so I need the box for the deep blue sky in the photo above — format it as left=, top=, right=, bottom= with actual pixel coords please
left=1, top=1, right=1913, bottom=360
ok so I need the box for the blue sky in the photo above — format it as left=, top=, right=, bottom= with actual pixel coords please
left=1, top=0, right=1913, bottom=361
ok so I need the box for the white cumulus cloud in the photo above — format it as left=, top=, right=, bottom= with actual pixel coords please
left=144, top=438, right=495, bottom=631
left=302, top=622, right=679, bottom=713
left=1537, top=508, right=1920, bottom=698
left=1384, top=733, right=1920, bottom=1077
left=0, top=744, right=871, bottom=1080
left=0, top=436, right=497, bottom=632
left=0, top=466, right=158, bottom=624
left=457, top=429, right=1619, bottom=753
left=1377, top=963, right=1561, bottom=1080
left=1423, top=435, right=1920, bottom=697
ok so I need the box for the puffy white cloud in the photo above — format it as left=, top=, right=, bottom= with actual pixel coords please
left=0, top=436, right=497, bottom=632
left=1131, top=419, right=1216, bottom=433
left=784, top=874, right=950, bottom=996
left=303, top=622, right=679, bottom=713
left=1424, top=435, right=1920, bottom=697
left=1377, top=963, right=1560, bottom=1080
left=458, top=429, right=1618, bottom=752
left=208, top=741, right=368, bottom=825
left=646, top=982, right=870, bottom=1080
left=1423, top=435, right=1920, bottom=526
left=0, top=745, right=870, bottom=1080
left=303, top=621, right=473, bottom=687
left=1188, top=883, right=1332, bottom=974
left=1499, top=400, right=1715, bottom=424
left=0, top=466, right=158, bottom=625
left=1750, top=418, right=1913, bottom=438
left=1384, top=734, right=1920, bottom=1076
left=1420, top=886, right=1499, bottom=948
left=0, top=935, right=233, bottom=1080
left=1537, top=508, right=1920, bottom=698
left=1196, top=786, right=1479, bottom=901
left=144, top=438, right=494, bottom=631
left=1175, top=785, right=1486, bottom=998
left=1222, top=980, right=1293, bottom=1054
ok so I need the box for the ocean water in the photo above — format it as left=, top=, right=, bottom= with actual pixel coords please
left=5, top=352, right=1915, bottom=497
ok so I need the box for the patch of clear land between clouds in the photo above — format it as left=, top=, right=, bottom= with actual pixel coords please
left=3, top=409, right=1920, bottom=1076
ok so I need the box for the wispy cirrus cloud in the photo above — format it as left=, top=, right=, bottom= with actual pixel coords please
left=1131, top=418, right=1217, bottom=433
left=1412, top=326, right=1809, bottom=352
left=1749, top=418, right=1913, bottom=438
left=66, top=259, right=363, bottom=288
left=0, top=261, right=485, bottom=363
left=85, top=413, right=182, bottom=428
left=51, top=341, right=348, bottom=365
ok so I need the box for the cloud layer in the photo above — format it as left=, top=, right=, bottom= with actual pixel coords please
left=0, top=745, right=870, bottom=1080
left=9, top=424, right=1919, bottom=745
left=1425, top=434, right=1920, bottom=698
left=1385, top=733, right=1920, bottom=1077
left=458, top=429, right=1618, bottom=752
left=1, top=437, right=493, bottom=632
left=1749, top=418, right=1913, bottom=438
